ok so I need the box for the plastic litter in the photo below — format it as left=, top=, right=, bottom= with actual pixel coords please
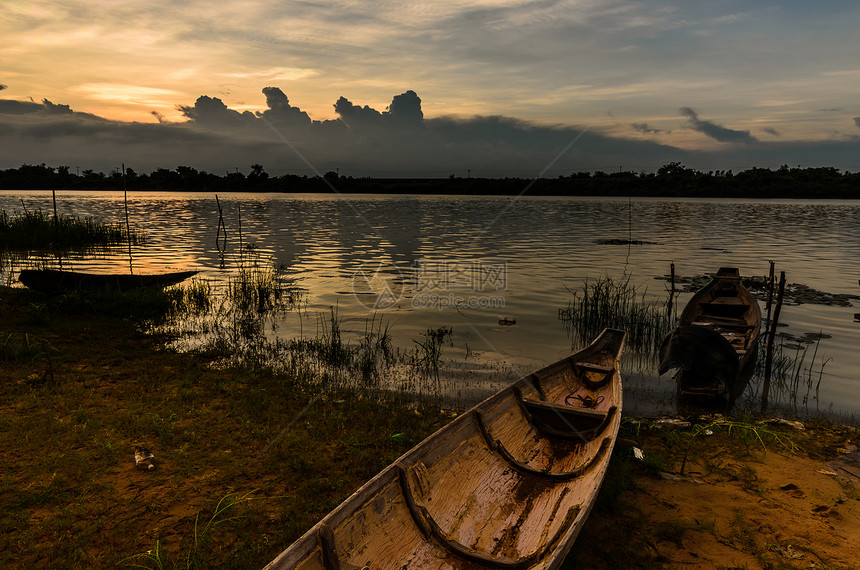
left=134, top=446, right=156, bottom=470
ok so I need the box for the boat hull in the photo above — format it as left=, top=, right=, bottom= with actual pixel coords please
left=660, top=267, right=762, bottom=403
left=18, top=269, right=198, bottom=294
left=265, top=329, right=626, bottom=570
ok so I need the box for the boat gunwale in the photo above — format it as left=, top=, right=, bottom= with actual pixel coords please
left=264, top=328, right=625, bottom=570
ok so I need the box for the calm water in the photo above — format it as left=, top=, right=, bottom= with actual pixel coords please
left=2, top=191, right=859, bottom=420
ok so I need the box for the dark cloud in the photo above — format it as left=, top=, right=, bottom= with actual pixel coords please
left=854, top=117, right=860, bottom=128
left=387, top=90, right=424, bottom=127
left=177, top=95, right=258, bottom=130
left=42, top=99, right=74, bottom=115
left=257, top=87, right=312, bottom=130
left=762, top=127, right=780, bottom=136
left=0, top=98, right=43, bottom=115
left=0, top=98, right=102, bottom=121
left=680, top=107, right=757, bottom=143
left=333, top=96, right=385, bottom=130
left=631, top=122, right=666, bottom=135
left=333, top=90, right=425, bottom=132
left=3, top=88, right=859, bottom=176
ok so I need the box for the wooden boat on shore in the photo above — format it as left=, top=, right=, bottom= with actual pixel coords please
left=659, top=267, right=762, bottom=402
left=18, top=268, right=198, bottom=294
left=265, top=328, right=626, bottom=570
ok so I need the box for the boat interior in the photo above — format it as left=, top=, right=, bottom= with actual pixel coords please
left=268, top=331, right=625, bottom=570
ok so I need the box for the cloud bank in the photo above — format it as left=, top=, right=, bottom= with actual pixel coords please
left=0, top=88, right=858, bottom=177
left=680, top=107, right=757, bottom=143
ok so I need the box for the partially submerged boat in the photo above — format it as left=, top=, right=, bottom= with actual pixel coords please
left=659, top=267, right=762, bottom=402
left=265, top=328, right=626, bottom=569
left=18, top=268, right=198, bottom=294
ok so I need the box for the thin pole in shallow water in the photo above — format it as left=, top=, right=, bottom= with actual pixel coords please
left=667, top=262, right=676, bottom=320
left=123, top=163, right=133, bottom=274
left=766, top=260, right=775, bottom=326
left=215, top=195, right=228, bottom=269
left=762, top=270, right=786, bottom=412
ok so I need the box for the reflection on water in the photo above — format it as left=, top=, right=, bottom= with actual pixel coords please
left=2, top=191, right=859, bottom=420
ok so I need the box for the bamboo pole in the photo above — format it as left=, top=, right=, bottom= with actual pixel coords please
left=215, top=195, right=227, bottom=252
left=761, top=271, right=786, bottom=412
left=765, top=260, right=775, bottom=326
left=51, top=189, right=58, bottom=226
left=237, top=203, right=243, bottom=266
left=667, top=262, right=676, bottom=319
left=122, top=164, right=133, bottom=274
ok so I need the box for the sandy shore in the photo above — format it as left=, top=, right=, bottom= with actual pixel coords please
left=573, top=421, right=860, bottom=569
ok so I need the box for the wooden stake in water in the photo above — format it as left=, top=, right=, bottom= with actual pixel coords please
left=237, top=203, right=243, bottom=266
left=667, top=262, right=676, bottom=319
left=51, top=189, right=58, bottom=227
left=765, top=260, right=775, bottom=326
left=215, top=195, right=227, bottom=252
left=122, top=163, right=133, bottom=274
left=761, top=270, right=786, bottom=412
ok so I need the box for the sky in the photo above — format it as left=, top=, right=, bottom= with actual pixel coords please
left=2, top=0, right=859, bottom=177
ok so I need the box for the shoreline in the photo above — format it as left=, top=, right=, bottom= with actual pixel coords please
left=1, top=285, right=857, bottom=568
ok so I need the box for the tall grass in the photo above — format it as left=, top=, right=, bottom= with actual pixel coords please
left=411, top=326, right=453, bottom=382
left=560, top=274, right=673, bottom=356
left=226, top=264, right=299, bottom=315
left=0, top=209, right=145, bottom=251
left=744, top=333, right=832, bottom=415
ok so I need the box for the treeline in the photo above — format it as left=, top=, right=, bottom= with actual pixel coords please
left=1, top=162, right=859, bottom=198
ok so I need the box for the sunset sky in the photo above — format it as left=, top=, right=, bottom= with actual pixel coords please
left=2, top=0, right=859, bottom=176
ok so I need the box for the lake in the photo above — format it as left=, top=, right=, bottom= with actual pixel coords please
left=2, top=190, right=859, bottom=421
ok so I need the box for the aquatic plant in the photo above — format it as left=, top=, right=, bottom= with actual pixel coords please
left=745, top=332, right=832, bottom=415
left=354, top=315, right=395, bottom=385
left=0, top=208, right=145, bottom=251
left=226, top=263, right=300, bottom=315
left=411, top=326, right=453, bottom=382
left=560, top=274, right=673, bottom=356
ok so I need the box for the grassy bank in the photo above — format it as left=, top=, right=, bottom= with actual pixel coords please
left=0, top=286, right=449, bottom=568
left=2, top=285, right=857, bottom=569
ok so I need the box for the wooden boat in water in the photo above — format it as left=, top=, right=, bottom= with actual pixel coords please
left=265, top=328, right=626, bottom=570
left=18, top=268, right=198, bottom=294
left=659, top=267, right=762, bottom=402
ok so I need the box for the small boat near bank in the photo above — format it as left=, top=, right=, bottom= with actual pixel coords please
left=18, top=268, right=198, bottom=294
left=659, top=267, right=762, bottom=403
left=265, top=328, right=626, bottom=570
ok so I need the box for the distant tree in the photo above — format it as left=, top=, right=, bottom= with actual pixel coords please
left=249, top=164, right=268, bottom=179
left=657, top=162, right=693, bottom=177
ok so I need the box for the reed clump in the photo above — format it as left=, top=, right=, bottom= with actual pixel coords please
left=0, top=209, right=145, bottom=252
left=560, top=275, right=673, bottom=355
left=744, top=333, right=832, bottom=415
left=411, top=326, right=453, bottom=381
left=226, top=264, right=299, bottom=315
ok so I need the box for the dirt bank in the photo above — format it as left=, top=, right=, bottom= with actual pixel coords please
left=2, top=286, right=857, bottom=569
